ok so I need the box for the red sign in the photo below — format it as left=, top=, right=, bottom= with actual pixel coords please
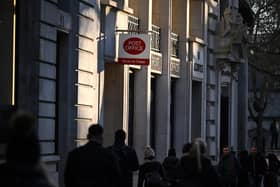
left=117, top=58, right=149, bottom=65
left=123, top=37, right=146, bottom=55
left=118, top=34, right=150, bottom=65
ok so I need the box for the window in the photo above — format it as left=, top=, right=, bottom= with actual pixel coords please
left=0, top=0, right=16, bottom=106
left=190, top=0, right=205, bottom=39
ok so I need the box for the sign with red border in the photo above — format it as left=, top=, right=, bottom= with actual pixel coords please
left=118, top=34, right=150, bottom=65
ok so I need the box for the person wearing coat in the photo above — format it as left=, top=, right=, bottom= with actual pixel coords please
left=64, top=124, right=121, bottom=187
left=162, top=148, right=180, bottom=187
left=248, top=147, right=268, bottom=187
left=218, top=147, right=240, bottom=187
left=237, top=150, right=250, bottom=187
left=108, top=129, right=139, bottom=187
left=0, top=112, right=55, bottom=187
left=138, top=146, right=166, bottom=187
left=264, top=153, right=280, bottom=187
left=179, top=138, right=221, bottom=187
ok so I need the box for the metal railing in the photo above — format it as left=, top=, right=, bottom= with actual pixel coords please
left=128, top=15, right=140, bottom=31
left=171, top=32, right=179, bottom=57
left=151, top=24, right=161, bottom=52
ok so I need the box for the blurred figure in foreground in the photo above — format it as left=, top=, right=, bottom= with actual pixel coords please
left=64, top=124, right=121, bottom=187
left=264, top=153, right=280, bottom=187
left=108, top=129, right=139, bottom=187
left=162, top=148, right=180, bottom=187
left=0, top=111, right=55, bottom=187
left=138, top=146, right=167, bottom=187
left=179, top=138, right=221, bottom=187
left=182, top=143, right=192, bottom=155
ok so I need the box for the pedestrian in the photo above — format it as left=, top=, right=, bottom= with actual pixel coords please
left=178, top=138, right=221, bottom=187
left=138, top=146, right=167, bottom=187
left=237, top=150, right=249, bottom=187
left=270, top=119, right=279, bottom=149
left=263, top=153, right=280, bottom=187
left=162, top=148, right=180, bottom=187
left=218, top=146, right=240, bottom=187
left=64, top=124, right=121, bottom=187
left=182, top=142, right=192, bottom=155
left=248, top=147, right=267, bottom=187
left=108, top=129, right=139, bottom=187
left=0, top=111, right=56, bottom=187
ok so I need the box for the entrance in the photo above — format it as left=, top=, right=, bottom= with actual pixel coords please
left=150, top=75, right=156, bottom=150
left=128, top=70, right=135, bottom=146
left=170, top=78, right=177, bottom=148
left=191, top=81, right=202, bottom=140
left=220, top=87, right=229, bottom=154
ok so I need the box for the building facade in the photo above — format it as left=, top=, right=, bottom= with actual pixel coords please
left=0, top=0, right=253, bottom=186
left=101, top=0, right=253, bottom=161
left=0, top=0, right=103, bottom=184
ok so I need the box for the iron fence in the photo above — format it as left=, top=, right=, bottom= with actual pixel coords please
left=151, top=25, right=161, bottom=52
left=171, top=32, right=179, bottom=57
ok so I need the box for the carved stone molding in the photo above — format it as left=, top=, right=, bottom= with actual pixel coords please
left=216, top=8, right=247, bottom=63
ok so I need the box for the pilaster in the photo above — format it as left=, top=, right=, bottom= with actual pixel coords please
left=132, top=0, right=152, bottom=163
left=172, top=0, right=191, bottom=156
left=155, top=0, right=172, bottom=161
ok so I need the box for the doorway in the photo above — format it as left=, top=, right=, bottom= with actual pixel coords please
left=220, top=87, right=229, bottom=154
left=191, top=81, right=202, bottom=140
left=150, top=75, right=156, bottom=150
left=170, top=78, right=177, bottom=148
left=128, top=70, right=135, bottom=147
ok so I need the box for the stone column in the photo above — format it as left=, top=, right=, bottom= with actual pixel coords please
left=172, top=0, right=191, bottom=157
left=17, top=0, right=40, bottom=113
left=103, top=63, right=126, bottom=146
left=238, top=62, right=248, bottom=150
left=154, top=0, right=172, bottom=161
left=216, top=68, right=222, bottom=159
left=133, top=0, right=152, bottom=163
left=230, top=77, right=238, bottom=149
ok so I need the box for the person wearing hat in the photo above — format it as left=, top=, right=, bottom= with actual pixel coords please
left=64, top=124, right=121, bottom=187
left=137, top=146, right=166, bottom=187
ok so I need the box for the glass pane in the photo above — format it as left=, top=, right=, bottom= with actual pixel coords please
left=0, top=0, right=15, bottom=105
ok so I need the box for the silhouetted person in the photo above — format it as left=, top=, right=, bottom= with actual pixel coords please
left=163, top=148, right=180, bottom=187
left=108, top=129, right=139, bottom=187
left=179, top=138, right=221, bottom=187
left=218, top=146, right=240, bottom=187
left=182, top=142, right=192, bottom=155
left=237, top=150, right=249, bottom=187
left=264, top=153, right=280, bottom=187
left=270, top=120, right=279, bottom=149
left=0, top=111, right=55, bottom=187
left=138, top=146, right=166, bottom=187
left=64, top=124, right=121, bottom=187
left=248, top=147, right=267, bottom=187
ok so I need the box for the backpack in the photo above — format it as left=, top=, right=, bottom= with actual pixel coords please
left=144, top=170, right=164, bottom=187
